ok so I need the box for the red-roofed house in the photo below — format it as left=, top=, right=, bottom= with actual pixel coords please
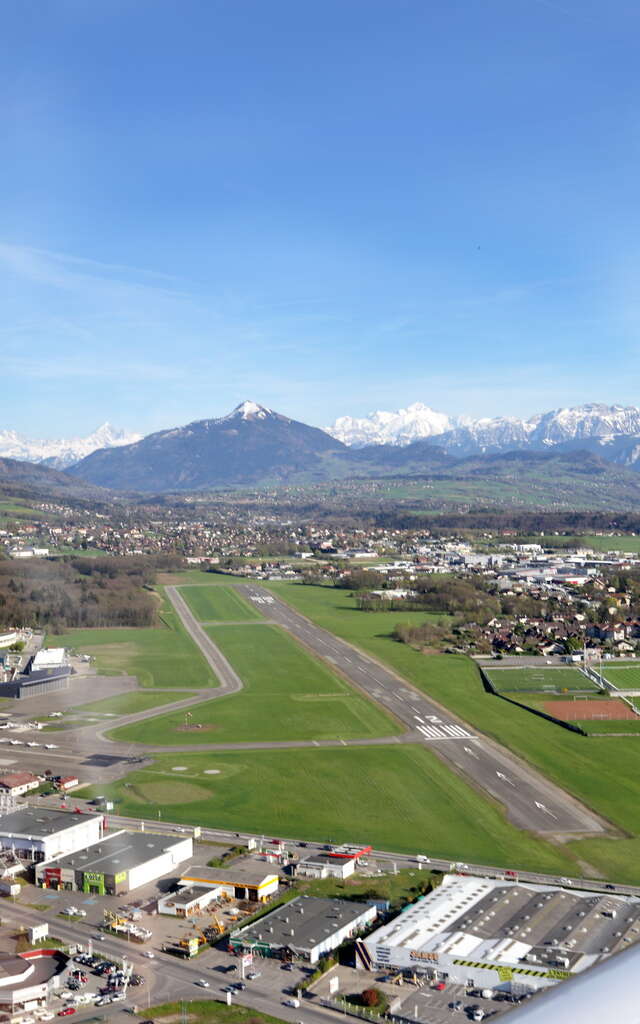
left=0, top=773, right=40, bottom=797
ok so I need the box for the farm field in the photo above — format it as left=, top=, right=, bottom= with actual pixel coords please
left=109, top=623, right=400, bottom=744
left=83, top=745, right=576, bottom=875
left=179, top=584, right=261, bottom=622
left=259, top=582, right=640, bottom=884
left=47, top=591, right=218, bottom=690
left=74, top=690, right=190, bottom=716
left=602, top=666, right=640, bottom=690
left=486, top=667, right=595, bottom=693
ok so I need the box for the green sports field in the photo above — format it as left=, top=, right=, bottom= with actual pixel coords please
left=602, top=666, right=640, bottom=690
left=82, top=745, right=576, bottom=874
left=486, top=667, right=596, bottom=693
left=47, top=591, right=218, bottom=689
left=109, top=623, right=400, bottom=745
left=179, top=585, right=261, bottom=622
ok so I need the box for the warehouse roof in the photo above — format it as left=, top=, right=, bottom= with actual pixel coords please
left=181, top=858, right=278, bottom=887
left=366, top=875, right=640, bottom=974
left=232, top=895, right=376, bottom=952
left=0, top=806, right=102, bottom=839
left=41, top=830, right=190, bottom=875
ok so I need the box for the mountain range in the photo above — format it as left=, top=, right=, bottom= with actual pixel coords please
left=2, top=400, right=640, bottom=513
left=325, top=401, right=640, bottom=466
left=0, top=422, right=141, bottom=469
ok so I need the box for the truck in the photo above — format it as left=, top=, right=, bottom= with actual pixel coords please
left=0, top=881, right=20, bottom=897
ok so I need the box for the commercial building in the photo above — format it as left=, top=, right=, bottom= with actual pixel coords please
left=158, top=885, right=220, bottom=917
left=295, top=853, right=357, bottom=880
left=36, top=829, right=193, bottom=895
left=31, top=649, right=68, bottom=672
left=0, top=949, right=67, bottom=1013
left=0, top=807, right=104, bottom=863
left=229, top=895, right=378, bottom=964
left=362, top=874, right=640, bottom=997
left=179, top=859, right=279, bottom=903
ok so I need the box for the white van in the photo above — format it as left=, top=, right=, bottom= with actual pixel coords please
left=284, top=999, right=300, bottom=1008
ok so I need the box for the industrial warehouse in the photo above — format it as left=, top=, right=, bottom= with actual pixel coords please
left=35, top=829, right=193, bottom=894
left=229, top=895, right=378, bottom=964
left=362, top=874, right=640, bottom=996
left=178, top=860, right=280, bottom=903
left=0, top=806, right=104, bottom=862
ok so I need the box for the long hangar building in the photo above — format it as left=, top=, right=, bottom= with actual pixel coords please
left=362, top=874, right=640, bottom=997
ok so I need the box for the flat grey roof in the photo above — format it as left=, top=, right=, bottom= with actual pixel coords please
left=168, top=886, right=213, bottom=907
left=42, top=830, right=188, bottom=876
left=0, top=806, right=102, bottom=839
left=181, top=858, right=278, bottom=887
left=233, top=895, right=375, bottom=952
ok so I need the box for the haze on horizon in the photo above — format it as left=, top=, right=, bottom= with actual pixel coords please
left=3, top=0, right=639, bottom=439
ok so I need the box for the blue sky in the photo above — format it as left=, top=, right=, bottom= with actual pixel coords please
left=2, top=0, right=640, bottom=438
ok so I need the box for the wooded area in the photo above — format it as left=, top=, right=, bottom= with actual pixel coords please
left=0, top=555, right=180, bottom=630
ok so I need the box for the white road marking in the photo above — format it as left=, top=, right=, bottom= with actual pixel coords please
left=413, top=715, right=425, bottom=724
left=463, top=746, right=479, bottom=759
left=534, top=801, right=558, bottom=820
left=496, top=770, right=516, bottom=787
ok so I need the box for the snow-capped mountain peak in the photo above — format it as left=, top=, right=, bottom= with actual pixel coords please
left=231, top=400, right=273, bottom=420
left=0, top=423, right=141, bottom=469
left=326, top=402, right=452, bottom=447
left=325, top=402, right=640, bottom=454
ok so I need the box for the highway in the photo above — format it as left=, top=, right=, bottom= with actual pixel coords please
left=235, top=584, right=605, bottom=836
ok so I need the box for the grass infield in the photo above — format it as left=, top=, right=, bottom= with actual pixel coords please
left=179, top=585, right=261, bottom=622
left=46, top=590, right=218, bottom=689
left=84, top=746, right=576, bottom=874
left=109, top=623, right=400, bottom=744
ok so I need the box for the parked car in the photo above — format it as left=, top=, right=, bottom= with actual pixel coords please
left=58, top=1010, right=76, bottom=1017
left=142, top=951, right=155, bottom=959
left=195, top=980, right=210, bottom=988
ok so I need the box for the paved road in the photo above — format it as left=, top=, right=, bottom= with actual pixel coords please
left=236, top=584, right=605, bottom=836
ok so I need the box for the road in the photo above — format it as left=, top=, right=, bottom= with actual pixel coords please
left=235, top=584, right=605, bottom=836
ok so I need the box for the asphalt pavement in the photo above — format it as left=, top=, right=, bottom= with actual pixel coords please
left=235, top=584, right=605, bottom=836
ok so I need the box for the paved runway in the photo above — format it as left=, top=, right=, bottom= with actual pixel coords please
left=236, top=584, right=605, bottom=836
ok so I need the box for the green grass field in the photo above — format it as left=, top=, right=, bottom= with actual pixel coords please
left=486, top=667, right=596, bottom=693
left=109, top=623, right=400, bottom=744
left=602, top=666, right=640, bottom=690
left=74, top=690, right=190, bottom=715
left=577, top=718, right=640, bottom=734
left=255, top=582, right=640, bottom=884
left=147, top=1000, right=286, bottom=1024
left=83, top=746, right=576, bottom=874
left=179, top=584, right=261, bottom=622
left=47, top=591, right=218, bottom=689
